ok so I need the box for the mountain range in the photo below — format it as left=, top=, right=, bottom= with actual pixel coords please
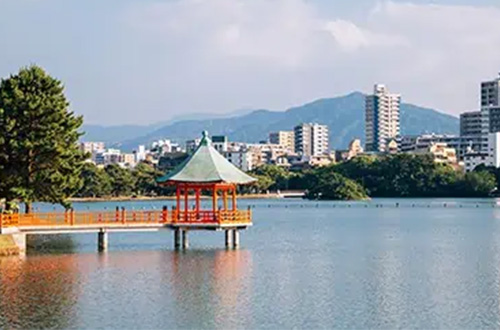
left=82, top=92, right=459, bottom=151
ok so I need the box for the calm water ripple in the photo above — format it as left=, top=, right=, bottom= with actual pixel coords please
left=2, top=198, right=500, bottom=329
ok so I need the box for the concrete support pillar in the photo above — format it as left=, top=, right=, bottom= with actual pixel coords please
left=174, top=228, right=181, bottom=249
left=98, top=230, right=108, bottom=252
left=182, top=230, right=189, bottom=249
left=12, top=233, right=26, bottom=255
left=232, top=229, right=240, bottom=248
left=225, top=230, right=233, bottom=248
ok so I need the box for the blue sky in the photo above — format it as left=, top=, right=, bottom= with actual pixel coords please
left=0, top=0, right=499, bottom=125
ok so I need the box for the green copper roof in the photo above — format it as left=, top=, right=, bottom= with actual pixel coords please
left=157, top=131, right=257, bottom=184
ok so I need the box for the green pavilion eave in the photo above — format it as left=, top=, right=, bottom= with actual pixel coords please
left=157, top=131, right=256, bottom=224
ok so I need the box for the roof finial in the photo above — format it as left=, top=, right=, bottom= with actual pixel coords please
left=200, top=130, right=210, bottom=146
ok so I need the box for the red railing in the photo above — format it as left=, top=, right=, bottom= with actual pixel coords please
left=0, top=208, right=252, bottom=229
left=173, top=209, right=252, bottom=224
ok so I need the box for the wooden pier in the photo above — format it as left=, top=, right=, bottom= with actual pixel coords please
left=0, top=207, right=252, bottom=252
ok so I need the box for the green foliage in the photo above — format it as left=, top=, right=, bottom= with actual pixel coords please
left=133, top=162, right=163, bottom=196
left=305, top=169, right=367, bottom=200
left=74, top=161, right=170, bottom=198
left=0, top=66, right=86, bottom=212
left=77, top=163, right=112, bottom=198
left=474, top=165, right=500, bottom=190
left=456, top=171, right=496, bottom=197
left=251, top=164, right=290, bottom=190
left=251, top=174, right=275, bottom=193
left=104, top=164, right=137, bottom=197
left=246, top=155, right=497, bottom=199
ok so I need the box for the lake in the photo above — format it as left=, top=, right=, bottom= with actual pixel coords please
left=2, top=198, right=500, bottom=329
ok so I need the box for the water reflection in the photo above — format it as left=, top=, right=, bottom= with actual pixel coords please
left=166, top=249, right=253, bottom=328
left=0, top=255, right=79, bottom=329
left=3, top=202, right=500, bottom=329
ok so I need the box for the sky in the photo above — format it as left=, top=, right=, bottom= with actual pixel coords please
left=0, top=0, right=499, bottom=125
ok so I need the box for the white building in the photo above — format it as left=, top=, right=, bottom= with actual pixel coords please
left=412, top=142, right=458, bottom=166
left=464, top=132, right=500, bottom=172
left=400, top=134, right=487, bottom=161
left=134, top=145, right=147, bottom=163
left=269, top=131, right=295, bottom=153
left=94, top=148, right=121, bottom=166
left=294, top=123, right=329, bottom=156
left=212, top=136, right=229, bottom=153
left=365, top=84, right=401, bottom=153
left=80, top=142, right=105, bottom=154
left=223, top=150, right=254, bottom=171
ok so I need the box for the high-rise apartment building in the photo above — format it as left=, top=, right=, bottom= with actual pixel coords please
left=365, top=84, right=401, bottom=152
left=460, top=111, right=482, bottom=136
left=269, top=131, right=295, bottom=153
left=294, top=123, right=329, bottom=156
left=481, top=74, right=500, bottom=135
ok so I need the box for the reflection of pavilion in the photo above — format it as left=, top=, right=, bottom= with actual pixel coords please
left=167, top=250, right=253, bottom=328
left=157, top=131, right=256, bottom=249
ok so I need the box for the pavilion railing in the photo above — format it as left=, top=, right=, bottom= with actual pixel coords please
left=173, top=209, right=252, bottom=224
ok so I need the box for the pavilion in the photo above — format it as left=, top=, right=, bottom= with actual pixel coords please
left=157, top=131, right=256, bottom=249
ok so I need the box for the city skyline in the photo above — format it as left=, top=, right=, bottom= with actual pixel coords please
left=0, top=0, right=499, bottom=125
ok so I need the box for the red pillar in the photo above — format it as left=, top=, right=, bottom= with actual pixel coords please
left=232, top=186, right=237, bottom=211
left=184, top=186, right=189, bottom=222
left=222, top=187, right=228, bottom=211
left=195, top=188, right=201, bottom=213
left=212, top=185, right=218, bottom=222
left=176, top=186, right=180, bottom=211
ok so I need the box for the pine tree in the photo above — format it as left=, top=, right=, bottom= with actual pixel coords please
left=0, top=65, right=86, bottom=213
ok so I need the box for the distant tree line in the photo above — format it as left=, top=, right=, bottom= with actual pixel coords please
left=76, top=162, right=171, bottom=198
left=249, top=154, right=497, bottom=200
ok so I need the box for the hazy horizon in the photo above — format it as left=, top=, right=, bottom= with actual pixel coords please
left=1, top=0, right=499, bottom=125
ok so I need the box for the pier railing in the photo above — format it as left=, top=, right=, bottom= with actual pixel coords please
left=0, top=208, right=252, bottom=229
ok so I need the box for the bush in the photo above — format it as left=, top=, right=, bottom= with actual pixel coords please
left=305, top=171, right=368, bottom=201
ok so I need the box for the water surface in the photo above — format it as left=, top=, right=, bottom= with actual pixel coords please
left=2, top=199, right=500, bottom=329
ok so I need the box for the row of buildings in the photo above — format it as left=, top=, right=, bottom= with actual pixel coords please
left=80, top=121, right=340, bottom=172
left=79, top=139, right=184, bottom=169
left=364, top=73, right=500, bottom=172
left=185, top=123, right=335, bottom=171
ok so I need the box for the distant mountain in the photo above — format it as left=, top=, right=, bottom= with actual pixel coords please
left=81, top=109, right=255, bottom=144
left=83, top=92, right=459, bottom=151
left=168, top=108, right=255, bottom=123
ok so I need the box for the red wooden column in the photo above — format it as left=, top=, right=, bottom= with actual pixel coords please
left=184, top=186, right=189, bottom=222
left=212, top=185, right=218, bottom=222
left=195, top=187, right=201, bottom=219
left=222, top=187, right=228, bottom=211
left=176, top=185, right=181, bottom=221
left=232, top=185, right=237, bottom=211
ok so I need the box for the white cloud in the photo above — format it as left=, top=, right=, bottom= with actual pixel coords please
left=119, top=0, right=500, bottom=121
left=324, top=19, right=408, bottom=51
